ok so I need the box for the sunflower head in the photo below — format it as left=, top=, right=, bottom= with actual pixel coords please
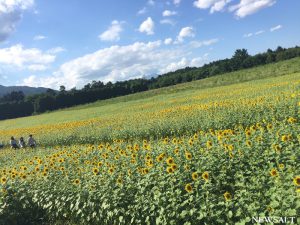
left=185, top=152, right=192, bottom=160
left=293, top=176, right=300, bottom=186
left=185, top=183, right=193, bottom=193
left=93, top=168, right=99, bottom=175
left=192, top=172, right=199, bottom=180
left=202, top=171, right=209, bottom=181
left=166, top=167, right=174, bottom=174
left=166, top=157, right=174, bottom=165
left=1, top=176, right=7, bottom=184
left=73, top=179, right=80, bottom=185
left=171, top=164, right=177, bottom=170
left=270, top=168, right=278, bottom=177
left=278, top=164, right=284, bottom=169
left=224, top=191, right=232, bottom=201
left=116, top=178, right=122, bottom=185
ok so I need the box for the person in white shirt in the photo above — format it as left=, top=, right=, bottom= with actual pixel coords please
left=10, top=137, right=19, bottom=149
left=28, top=134, right=36, bottom=148
left=19, top=137, right=26, bottom=148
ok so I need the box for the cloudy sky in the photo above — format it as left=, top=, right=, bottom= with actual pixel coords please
left=0, top=0, right=299, bottom=89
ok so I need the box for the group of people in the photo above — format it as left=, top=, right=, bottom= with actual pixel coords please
left=9, top=135, right=36, bottom=149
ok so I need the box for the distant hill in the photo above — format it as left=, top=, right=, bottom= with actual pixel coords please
left=0, top=85, right=49, bottom=96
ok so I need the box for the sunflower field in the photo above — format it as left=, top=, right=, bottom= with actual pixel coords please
left=0, top=62, right=299, bottom=224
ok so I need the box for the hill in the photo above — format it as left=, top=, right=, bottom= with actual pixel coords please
left=0, top=85, right=49, bottom=96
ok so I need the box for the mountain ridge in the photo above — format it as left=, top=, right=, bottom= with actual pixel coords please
left=0, top=85, right=50, bottom=96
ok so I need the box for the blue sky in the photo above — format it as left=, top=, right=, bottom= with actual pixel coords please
left=0, top=0, right=299, bottom=89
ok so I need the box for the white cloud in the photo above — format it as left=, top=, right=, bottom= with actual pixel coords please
left=47, top=47, right=66, bottom=54
left=33, top=35, right=46, bottom=41
left=137, top=7, right=147, bottom=15
left=161, top=55, right=208, bottom=74
left=0, top=44, right=55, bottom=69
left=229, top=0, right=276, bottom=18
left=255, top=30, right=265, bottom=35
left=243, top=33, right=253, bottom=38
left=139, top=17, right=154, bottom=35
left=28, top=64, right=47, bottom=71
left=243, top=29, right=265, bottom=37
left=194, top=0, right=276, bottom=18
left=163, top=10, right=177, bottom=17
left=164, top=38, right=173, bottom=45
left=0, top=0, right=34, bottom=42
left=193, top=0, right=231, bottom=13
left=210, top=0, right=231, bottom=13
left=270, top=24, right=282, bottom=32
left=160, top=19, right=176, bottom=26
left=23, top=75, right=43, bottom=87
left=22, top=41, right=209, bottom=89
left=177, top=27, right=195, bottom=42
left=189, top=38, right=219, bottom=48
left=173, top=0, right=181, bottom=6
left=99, top=20, right=123, bottom=42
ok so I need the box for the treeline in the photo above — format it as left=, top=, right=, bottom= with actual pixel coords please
left=1, top=46, right=300, bottom=120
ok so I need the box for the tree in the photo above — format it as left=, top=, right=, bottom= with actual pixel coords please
left=1, top=91, right=25, bottom=102
left=59, top=85, right=66, bottom=93
left=46, top=88, right=56, bottom=96
left=231, top=49, right=250, bottom=70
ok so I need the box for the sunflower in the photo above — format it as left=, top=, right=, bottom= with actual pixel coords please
left=278, top=164, right=284, bottom=169
left=1, top=176, right=7, bottom=184
left=166, top=157, right=174, bottom=165
left=293, top=176, right=300, bottom=186
left=166, top=167, right=174, bottom=174
left=185, top=183, right=193, bottom=193
left=108, top=168, right=115, bottom=174
left=185, top=152, right=192, bottom=160
left=246, top=140, right=252, bottom=147
left=93, top=168, right=99, bottom=175
left=224, top=191, right=232, bottom=201
left=270, top=168, right=278, bottom=177
left=42, top=172, right=48, bottom=177
left=281, top=135, right=288, bottom=142
left=73, top=179, right=80, bottom=185
left=287, top=117, right=296, bottom=124
left=206, top=141, right=213, bottom=149
left=202, top=171, right=209, bottom=181
left=267, top=124, right=273, bottom=130
left=273, top=144, right=281, bottom=152
left=156, top=155, right=163, bottom=162
left=171, top=164, right=177, bottom=170
left=116, top=178, right=122, bottom=185
left=143, top=168, right=149, bottom=174
left=173, top=148, right=179, bottom=155
left=192, top=172, right=199, bottom=180
left=245, top=130, right=251, bottom=136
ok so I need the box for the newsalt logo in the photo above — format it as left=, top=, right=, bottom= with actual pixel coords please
left=252, top=217, right=296, bottom=224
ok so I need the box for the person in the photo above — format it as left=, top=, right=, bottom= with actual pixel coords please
left=19, top=137, right=26, bottom=148
left=0, top=142, right=4, bottom=149
left=27, top=134, right=36, bottom=148
left=10, top=137, right=19, bottom=149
